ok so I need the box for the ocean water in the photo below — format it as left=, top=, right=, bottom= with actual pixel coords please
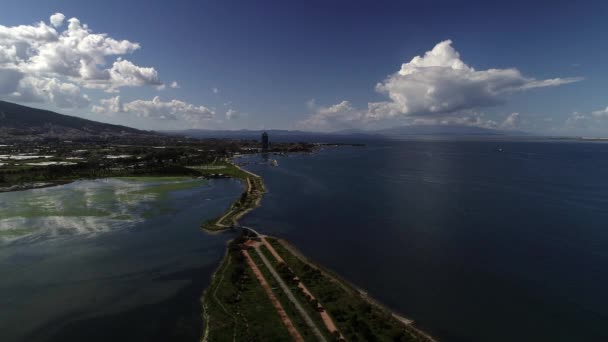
left=0, top=178, right=243, bottom=342
left=240, top=139, right=608, bottom=342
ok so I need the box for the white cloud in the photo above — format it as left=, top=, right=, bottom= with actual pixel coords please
left=11, top=76, right=90, bottom=108
left=212, top=87, right=219, bottom=94
left=0, top=13, right=168, bottom=107
left=500, top=112, right=521, bottom=130
left=565, top=112, right=590, bottom=131
left=170, top=81, right=179, bottom=89
left=225, top=108, right=239, bottom=120
left=298, top=100, right=364, bottom=130
left=591, top=106, right=608, bottom=118
left=105, top=58, right=161, bottom=89
left=565, top=106, right=608, bottom=132
left=374, top=40, right=581, bottom=117
left=49, top=13, right=65, bottom=28
left=300, top=40, right=582, bottom=130
left=93, top=96, right=215, bottom=127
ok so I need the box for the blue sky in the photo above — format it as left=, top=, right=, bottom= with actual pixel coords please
left=0, top=0, right=606, bottom=135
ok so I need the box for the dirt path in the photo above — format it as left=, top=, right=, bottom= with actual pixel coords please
left=242, top=250, right=304, bottom=342
left=262, top=238, right=344, bottom=340
left=253, top=246, right=328, bottom=342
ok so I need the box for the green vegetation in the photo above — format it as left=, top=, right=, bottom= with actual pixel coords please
left=266, top=238, right=432, bottom=342
left=202, top=237, right=293, bottom=341
left=0, top=177, right=210, bottom=242
left=257, top=244, right=336, bottom=341
left=197, top=161, right=265, bottom=231
left=203, top=231, right=435, bottom=342
left=247, top=245, right=320, bottom=342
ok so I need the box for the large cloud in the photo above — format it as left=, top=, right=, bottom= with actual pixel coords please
left=93, top=96, right=215, bottom=127
left=301, top=40, right=582, bottom=130
left=0, top=13, right=165, bottom=107
left=375, top=40, right=581, bottom=116
left=13, top=76, right=90, bottom=108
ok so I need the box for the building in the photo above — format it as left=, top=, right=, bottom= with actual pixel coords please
left=261, top=131, right=269, bottom=151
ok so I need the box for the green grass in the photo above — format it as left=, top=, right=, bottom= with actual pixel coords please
left=114, top=176, right=194, bottom=182
left=202, top=240, right=293, bottom=341
left=188, top=161, right=248, bottom=180
left=199, top=162, right=265, bottom=231
left=128, top=179, right=207, bottom=197
left=248, top=247, right=319, bottom=342
left=257, top=244, right=336, bottom=341
left=266, top=238, right=429, bottom=342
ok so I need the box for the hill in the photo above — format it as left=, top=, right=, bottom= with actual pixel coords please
left=171, top=125, right=525, bottom=143
left=373, top=124, right=527, bottom=137
left=0, top=100, right=160, bottom=141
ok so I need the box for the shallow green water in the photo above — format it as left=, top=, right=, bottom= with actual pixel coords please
left=0, top=177, right=243, bottom=342
left=0, top=177, right=207, bottom=243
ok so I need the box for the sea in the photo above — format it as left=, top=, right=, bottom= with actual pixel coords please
left=1, top=138, right=608, bottom=342
left=240, top=138, right=608, bottom=342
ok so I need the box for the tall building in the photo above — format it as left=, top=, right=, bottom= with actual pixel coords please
left=261, top=131, right=269, bottom=151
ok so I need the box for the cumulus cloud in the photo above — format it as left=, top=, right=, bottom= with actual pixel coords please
left=212, top=87, right=219, bottom=94
left=300, top=40, right=582, bottom=130
left=374, top=40, right=581, bottom=117
left=298, top=100, right=365, bottom=130
left=565, top=106, right=608, bottom=132
left=12, top=76, right=90, bottom=108
left=170, top=81, right=179, bottom=89
left=591, top=106, right=608, bottom=118
left=49, top=13, right=65, bottom=28
left=500, top=112, right=521, bottom=130
left=0, top=13, right=169, bottom=107
left=225, top=108, right=239, bottom=120
left=93, top=96, right=215, bottom=126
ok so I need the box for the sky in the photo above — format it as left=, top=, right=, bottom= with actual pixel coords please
left=0, top=0, right=607, bottom=135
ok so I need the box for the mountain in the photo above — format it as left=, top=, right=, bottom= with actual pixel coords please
left=171, top=125, right=525, bottom=143
left=373, top=125, right=527, bottom=137
left=0, top=100, right=159, bottom=141
left=166, top=129, right=383, bottom=143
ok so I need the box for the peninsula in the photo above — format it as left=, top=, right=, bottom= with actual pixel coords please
left=200, top=157, right=436, bottom=341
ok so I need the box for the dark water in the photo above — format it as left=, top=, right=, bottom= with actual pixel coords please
left=241, top=139, right=608, bottom=342
left=0, top=178, right=242, bottom=342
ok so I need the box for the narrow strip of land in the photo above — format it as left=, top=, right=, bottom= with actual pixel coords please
left=262, top=237, right=344, bottom=340
left=251, top=242, right=327, bottom=342
left=242, top=249, right=304, bottom=342
left=199, top=161, right=265, bottom=231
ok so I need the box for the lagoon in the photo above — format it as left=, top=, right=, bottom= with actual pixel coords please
left=0, top=177, right=242, bottom=342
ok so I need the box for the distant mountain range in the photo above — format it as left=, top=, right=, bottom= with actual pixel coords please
left=170, top=125, right=526, bottom=142
left=0, top=100, right=526, bottom=142
left=164, top=129, right=383, bottom=142
left=0, top=101, right=159, bottom=141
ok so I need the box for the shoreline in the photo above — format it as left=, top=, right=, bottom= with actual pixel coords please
left=276, top=238, right=438, bottom=342
left=200, top=160, right=265, bottom=232
left=200, top=160, right=437, bottom=341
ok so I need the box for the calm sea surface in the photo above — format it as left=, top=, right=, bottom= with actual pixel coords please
left=241, top=139, right=608, bottom=342
left=0, top=178, right=242, bottom=342
left=2, top=140, right=607, bottom=342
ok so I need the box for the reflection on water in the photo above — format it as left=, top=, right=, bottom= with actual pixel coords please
left=0, top=178, right=243, bottom=342
left=240, top=140, right=608, bottom=342
left=0, top=178, right=210, bottom=244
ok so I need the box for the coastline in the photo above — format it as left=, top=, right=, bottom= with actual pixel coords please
left=276, top=238, right=438, bottom=342
left=200, top=160, right=437, bottom=341
left=200, top=160, right=265, bottom=232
